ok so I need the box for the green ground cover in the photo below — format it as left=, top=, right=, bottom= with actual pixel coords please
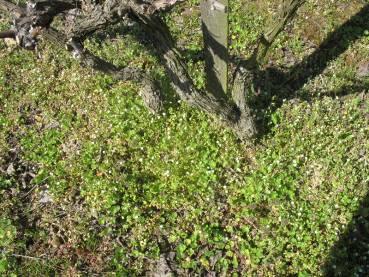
left=0, top=0, right=369, bottom=275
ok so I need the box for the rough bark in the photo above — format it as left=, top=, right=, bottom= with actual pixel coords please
left=48, top=30, right=164, bottom=112
left=0, top=0, right=163, bottom=113
left=63, top=0, right=129, bottom=40
left=230, top=0, right=306, bottom=134
left=0, top=0, right=25, bottom=15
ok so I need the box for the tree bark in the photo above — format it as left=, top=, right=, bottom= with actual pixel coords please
left=230, top=0, right=306, bottom=136
left=0, top=0, right=163, bottom=113
left=63, top=0, right=129, bottom=40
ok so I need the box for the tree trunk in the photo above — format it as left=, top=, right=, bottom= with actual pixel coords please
left=0, top=0, right=305, bottom=140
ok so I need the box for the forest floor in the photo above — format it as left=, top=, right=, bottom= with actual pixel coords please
left=1, top=0, right=369, bottom=275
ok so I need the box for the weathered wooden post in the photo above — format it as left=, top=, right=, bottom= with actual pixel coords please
left=200, top=0, right=229, bottom=99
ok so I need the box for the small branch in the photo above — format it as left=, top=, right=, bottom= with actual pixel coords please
left=21, top=183, right=38, bottom=199
left=0, top=29, right=15, bottom=39
left=229, top=0, right=307, bottom=134
left=47, top=29, right=164, bottom=113
left=0, top=1, right=163, bottom=113
left=63, top=0, right=129, bottom=40
left=252, top=0, right=306, bottom=65
left=11, top=253, right=44, bottom=261
left=244, top=218, right=264, bottom=234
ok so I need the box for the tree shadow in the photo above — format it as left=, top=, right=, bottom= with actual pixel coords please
left=287, top=3, right=369, bottom=92
left=246, top=3, right=369, bottom=136
left=80, top=4, right=369, bottom=275
left=324, top=191, right=369, bottom=276
left=85, top=3, right=369, bottom=129
left=241, top=5, right=369, bottom=275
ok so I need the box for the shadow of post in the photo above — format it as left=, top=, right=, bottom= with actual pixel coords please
left=324, top=192, right=369, bottom=276
left=201, top=22, right=229, bottom=99
left=287, top=4, right=369, bottom=91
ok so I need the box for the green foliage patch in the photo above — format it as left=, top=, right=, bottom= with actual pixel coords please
left=0, top=0, right=368, bottom=275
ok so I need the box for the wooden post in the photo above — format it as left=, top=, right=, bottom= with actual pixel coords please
left=200, top=0, right=229, bottom=99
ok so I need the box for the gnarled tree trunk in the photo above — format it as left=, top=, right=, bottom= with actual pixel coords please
left=0, top=0, right=305, bottom=140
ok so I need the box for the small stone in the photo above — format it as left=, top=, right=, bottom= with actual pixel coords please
left=4, top=38, right=17, bottom=47
left=168, top=251, right=175, bottom=260
left=151, top=255, right=172, bottom=277
left=40, top=190, right=53, bottom=203
left=357, top=61, right=369, bottom=78
left=6, top=163, right=15, bottom=175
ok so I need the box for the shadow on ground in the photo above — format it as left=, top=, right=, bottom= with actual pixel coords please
left=247, top=7, right=369, bottom=275
left=245, top=4, right=369, bottom=136
left=324, top=192, right=369, bottom=276
left=72, top=7, right=369, bottom=274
